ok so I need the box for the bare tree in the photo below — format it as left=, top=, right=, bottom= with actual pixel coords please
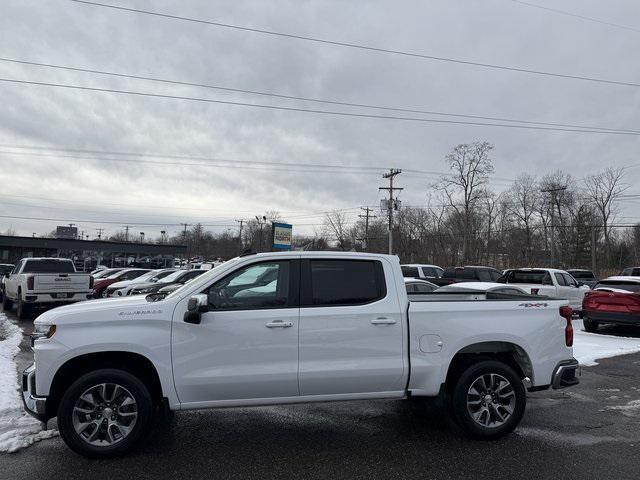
left=505, top=174, right=539, bottom=264
left=584, top=167, right=627, bottom=263
left=322, top=210, right=352, bottom=250
left=435, top=141, right=495, bottom=263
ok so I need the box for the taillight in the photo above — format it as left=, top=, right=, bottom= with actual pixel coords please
left=89, top=276, right=94, bottom=289
left=531, top=288, right=539, bottom=295
left=559, top=305, right=573, bottom=347
left=27, top=275, right=34, bottom=290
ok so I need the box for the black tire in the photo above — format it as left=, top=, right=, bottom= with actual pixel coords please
left=451, top=360, right=526, bottom=440
left=57, top=369, right=154, bottom=458
left=16, top=295, right=30, bottom=320
left=583, top=317, right=599, bottom=333
left=2, top=292, right=13, bottom=311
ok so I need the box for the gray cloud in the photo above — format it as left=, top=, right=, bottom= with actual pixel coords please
left=1, top=0, right=639, bottom=239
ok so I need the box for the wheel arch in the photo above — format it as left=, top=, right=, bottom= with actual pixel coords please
left=445, top=341, right=533, bottom=390
left=46, top=351, right=164, bottom=420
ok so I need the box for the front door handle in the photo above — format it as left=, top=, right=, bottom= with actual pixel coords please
left=266, top=320, right=294, bottom=328
left=371, top=317, right=397, bottom=325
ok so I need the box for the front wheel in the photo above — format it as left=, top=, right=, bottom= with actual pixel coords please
left=57, top=369, right=154, bottom=458
left=451, top=360, right=526, bottom=440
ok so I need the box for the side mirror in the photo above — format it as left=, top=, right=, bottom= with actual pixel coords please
left=184, top=294, right=209, bottom=324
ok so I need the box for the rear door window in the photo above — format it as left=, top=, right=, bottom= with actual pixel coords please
left=401, top=266, right=420, bottom=278
left=414, top=282, right=436, bottom=293
left=477, top=270, right=492, bottom=282
left=304, top=260, right=386, bottom=306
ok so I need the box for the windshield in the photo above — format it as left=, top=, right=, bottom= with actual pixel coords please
left=595, top=281, right=640, bottom=293
left=23, top=259, right=75, bottom=274
left=164, top=258, right=238, bottom=299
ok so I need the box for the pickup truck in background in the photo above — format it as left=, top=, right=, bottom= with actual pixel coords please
left=2, top=258, right=93, bottom=319
left=430, top=266, right=504, bottom=286
left=400, top=264, right=444, bottom=280
left=567, top=269, right=598, bottom=289
left=23, top=251, right=578, bottom=458
left=497, top=268, right=590, bottom=311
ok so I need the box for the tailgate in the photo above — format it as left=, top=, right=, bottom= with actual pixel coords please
left=33, top=273, right=90, bottom=291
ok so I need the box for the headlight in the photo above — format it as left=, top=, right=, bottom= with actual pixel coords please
left=31, top=324, right=56, bottom=344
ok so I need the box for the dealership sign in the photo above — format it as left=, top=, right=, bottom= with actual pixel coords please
left=272, top=223, right=293, bottom=250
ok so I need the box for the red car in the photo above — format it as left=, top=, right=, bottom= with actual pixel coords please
left=582, top=276, right=640, bottom=333
left=92, top=268, right=151, bottom=298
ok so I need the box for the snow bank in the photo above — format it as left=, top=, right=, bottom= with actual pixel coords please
left=573, top=320, right=640, bottom=367
left=0, top=314, right=57, bottom=453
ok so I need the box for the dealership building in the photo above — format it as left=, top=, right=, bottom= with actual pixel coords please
left=0, top=235, right=187, bottom=270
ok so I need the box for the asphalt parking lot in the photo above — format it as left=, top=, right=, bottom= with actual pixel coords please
left=3, top=311, right=640, bottom=480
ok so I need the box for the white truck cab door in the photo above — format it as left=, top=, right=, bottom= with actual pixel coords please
left=298, top=258, right=406, bottom=396
left=171, top=259, right=300, bottom=406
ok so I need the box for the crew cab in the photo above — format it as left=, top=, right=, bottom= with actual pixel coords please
left=582, top=277, right=640, bottom=332
left=497, top=268, right=590, bottom=311
left=2, top=258, right=93, bottom=319
left=23, top=252, right=578, bottom=458
left=567, top=269, right=598, bottom=289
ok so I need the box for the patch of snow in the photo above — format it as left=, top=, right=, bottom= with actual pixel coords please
left=604, top=400, right=640, bottom=417
left=573, top=320, right=640, bottom=366
left=0, top=314, right=57, bottom=453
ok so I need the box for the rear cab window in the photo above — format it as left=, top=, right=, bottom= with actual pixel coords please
left=22, top=259, right=75, bottom=273
left=303, top=259, right=386, bottom=306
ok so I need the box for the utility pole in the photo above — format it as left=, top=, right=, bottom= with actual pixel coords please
left=540, top=186, right=566, bottom=267
left=379, top=169, right=403, bottom=255
left=180, top=223, right=190, bottom=259
left=358, top=207, right=376, bottom=251
left=255, top=215, right=267, bottom=252
left=235, top=219, right=244, bottom=253
left=591, top=226, right=597, bottom=276
left=96, top=228, right=104, bottom=240
left=123, top=225, right=130, bottom=242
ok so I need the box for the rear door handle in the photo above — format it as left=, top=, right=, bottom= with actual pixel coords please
left=371, top=317, right=397, bottom=325
left=266, top=320, right=294, bottom=328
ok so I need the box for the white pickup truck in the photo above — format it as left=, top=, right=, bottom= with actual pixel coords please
left=498, top=268, right=590, bottom=311
left=2, top=258, right=93, bottom=319
left=23, top=252, right=578, bottom=458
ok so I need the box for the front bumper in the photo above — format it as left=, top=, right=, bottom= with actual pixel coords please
left=22, top=364, right=48, bottom=422
left=551, top=358, right=580, bottom=389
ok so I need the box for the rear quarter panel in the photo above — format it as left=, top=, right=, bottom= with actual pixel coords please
left=408, top=299, right=572, bottom=395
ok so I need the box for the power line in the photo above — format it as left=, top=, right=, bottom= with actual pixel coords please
left=2, top=57, right=638, bottom=134
left=70, top=0, right=640, bottom=88
left=507, top=0, right=640, bottom=34
left=2, top=77, right=639, bottom=136
left=0, top=144, right=516, bottom=182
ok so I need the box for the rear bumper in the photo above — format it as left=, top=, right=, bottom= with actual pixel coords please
left=24, top=292, right=93, bottom=304
left=584, top=310, right=640, bottom=326
left=551, top=359, right=580, bottom=389
left=22, top=364, right=48, bottom=422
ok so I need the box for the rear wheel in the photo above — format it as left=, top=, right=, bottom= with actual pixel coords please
left=57, top=369, right=154, bottom=458
left=583, top=318, right=599, bottom=333
left=16, top=295, right=31, bottom=320
left=451, top=360, right=526, bottom=440
left=2, top=292, right=13, bottom=311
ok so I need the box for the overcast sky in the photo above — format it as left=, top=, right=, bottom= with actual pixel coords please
left=1, top=0, right=639, bottom=240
